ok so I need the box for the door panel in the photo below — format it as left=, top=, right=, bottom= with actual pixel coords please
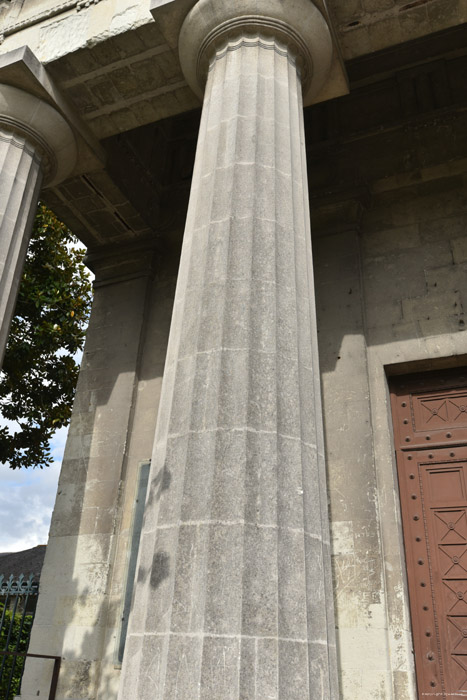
left=391, top=371, right=467, bottom=698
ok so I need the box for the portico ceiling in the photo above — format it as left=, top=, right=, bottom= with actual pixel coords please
left=0, top=0, right=466, bottom=141
left=0, top=0, right=466, bottom=256
left=329, top=0, right=466, bottom=58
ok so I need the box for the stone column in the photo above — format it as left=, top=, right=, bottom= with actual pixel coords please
left=0, top=84, right=76, bottom=366
left=119, top=1, right=338, bottom=698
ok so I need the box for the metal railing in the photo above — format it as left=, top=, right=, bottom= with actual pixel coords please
left=0, top=573, right=38, bottom=700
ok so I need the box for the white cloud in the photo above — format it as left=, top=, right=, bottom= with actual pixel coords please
left=0, top=427, right=67, bottom=553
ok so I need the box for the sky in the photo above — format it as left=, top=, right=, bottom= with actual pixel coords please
left=0, top=349, right=84, bottom=553
left=0, top=425, right=66, bottom=552
left=0, top=230, right=91, bottom=554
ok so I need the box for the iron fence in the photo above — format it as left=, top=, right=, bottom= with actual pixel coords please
left=0, top=573, right=38, bottom=699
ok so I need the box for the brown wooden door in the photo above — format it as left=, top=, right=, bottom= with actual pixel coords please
left=390, top=371, right=467, bottom=698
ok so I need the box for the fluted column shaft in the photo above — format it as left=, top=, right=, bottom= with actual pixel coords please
left=0, top=84, right=77, bottom=367
left=0, top=129, right=43, bottom=365
left=120, top=31, right=337, bottom=700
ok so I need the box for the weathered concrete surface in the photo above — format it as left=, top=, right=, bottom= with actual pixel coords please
left=313, top=221, right=416, bottom=700
left=314, top=226, right=392, bottom=698
left=362, top=175, right=467, bottom=699
left=1, top=1, right=198, bottom=140
left=118, top=23, right=338, bottom=699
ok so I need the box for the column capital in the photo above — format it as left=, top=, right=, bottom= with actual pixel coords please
left=179, top=0, right=333, bottom=105
left=0, top=83, right=77, bottom=186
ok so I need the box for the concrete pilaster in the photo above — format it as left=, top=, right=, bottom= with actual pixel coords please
left=19, top=250, right=176, bottom=700
left=119, top=8, right=338, bottom=698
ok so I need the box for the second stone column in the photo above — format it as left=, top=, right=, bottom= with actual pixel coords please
left=0, top=84, right=77, bottom=366
left=119, top=1, right=338, bottom=698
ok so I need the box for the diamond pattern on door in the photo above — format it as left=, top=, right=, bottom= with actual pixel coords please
left=447, top=617, right=467, bottom=692
left=439, top=544, right=467, bottom=577
left=443, top=581, right=467, bottom=615
left=450, top=654, right=467, bottom=693
left=412, top=389, right=467, bottom=434
left=435, top=511, right=467, bottom=545
left=449, top=399, right=467, bottom=423
left=422, top=398, right=449, bottom=423
left=448, top=617, right=467, bottom=655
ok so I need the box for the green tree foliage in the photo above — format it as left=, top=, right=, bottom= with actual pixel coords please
left=0, top=602, right=34, bottom=699
left=0, top=204, right=92, bottom=469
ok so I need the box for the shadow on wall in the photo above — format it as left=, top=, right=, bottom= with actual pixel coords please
left=312, top=174, right=467, bottom=693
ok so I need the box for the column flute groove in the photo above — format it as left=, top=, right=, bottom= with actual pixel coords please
left=119, top=1, right=338, bottom=698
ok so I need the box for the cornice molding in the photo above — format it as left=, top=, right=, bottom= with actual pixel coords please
left=0, top=0, right=103, bottom=43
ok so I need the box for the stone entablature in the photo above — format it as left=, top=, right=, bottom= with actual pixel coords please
left=2, top=0, right=462, bottom=145
left=1, top=0, right=465, bottom=63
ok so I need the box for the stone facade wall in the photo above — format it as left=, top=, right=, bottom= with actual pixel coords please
left=23, top=164, right=467, bottom=700
left=314, top=172, right=467, bottom=698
